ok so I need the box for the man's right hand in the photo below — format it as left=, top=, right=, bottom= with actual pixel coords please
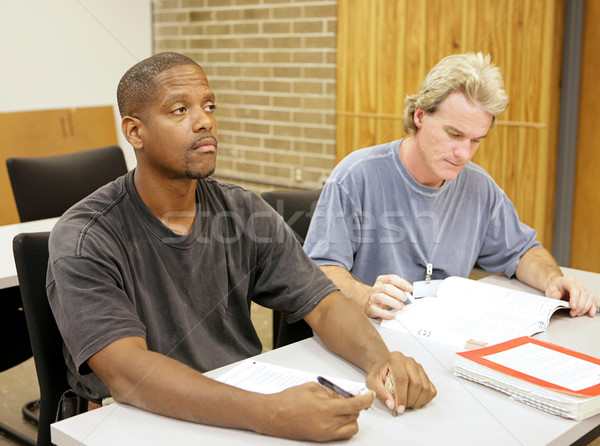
left=366, top=274, right=413, bottom=319
left=366, top=351, right=436, bottom=415
left=259, top=382, right=374, bottom=442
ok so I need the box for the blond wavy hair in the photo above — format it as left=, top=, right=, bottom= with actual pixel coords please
left=403, top=52, right=509, bottom=135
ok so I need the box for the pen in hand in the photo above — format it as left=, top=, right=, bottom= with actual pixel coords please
left=316, top=376, right=354, bottom=398
left=317, top=374, right=397, bottom=416
left=385, top=372, right=398, bottom=416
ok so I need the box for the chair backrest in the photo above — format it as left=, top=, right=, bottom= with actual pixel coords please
left=260, top=189, right=322, bottom=348
left=13, top=232, right=68, bottom=446
left=260, top=189, right=322, bottom=245
left=6, top=145, right=128, bottom=222
left=0, top=285, right=32, bottom=371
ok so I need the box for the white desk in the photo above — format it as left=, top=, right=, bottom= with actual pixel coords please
left=0, top=217, right=58, bottom=289
left=51, top=271, right=600, bottom=446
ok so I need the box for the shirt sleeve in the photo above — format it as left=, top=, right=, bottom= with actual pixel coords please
left=249, top=196, right=338, bottom=323
left=303, top=178, right=360, bottom=271
left=476, top=188, right=541, bottom=278
left=48, top=252, right=146, bottom=375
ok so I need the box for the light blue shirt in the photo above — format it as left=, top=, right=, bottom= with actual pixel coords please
left=303, top=139, right=541, bottom=285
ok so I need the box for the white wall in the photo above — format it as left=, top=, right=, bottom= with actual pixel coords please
left=0, top=0, right=152, bottom=169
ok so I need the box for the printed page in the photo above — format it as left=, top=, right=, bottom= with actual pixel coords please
left=381, top=277, right=569, bottom=350
left=216, top=359, right=366, bottom=395
left=437, top=277, right=569, bottom=317
left=484, top=343, right=600, bottom=393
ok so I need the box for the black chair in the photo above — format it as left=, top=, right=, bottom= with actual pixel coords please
left=3, top=146, right=127, bottom=444
left=0, top=284, right=35, bottom=445
left=261, top=189, right=322, bottom=348
left=13, top=232, right=70, bottom=446
left=6, top=145, right=128, bottom=222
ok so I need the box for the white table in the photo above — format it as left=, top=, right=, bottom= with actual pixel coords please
left=0, top=217, right=58, bottom=288
left=51, top=271, right=600, bottom=446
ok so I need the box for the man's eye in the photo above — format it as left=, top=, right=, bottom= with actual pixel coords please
left=173, top=106, right=186, bottom=115
left=205, top=104, right=217, bottom=113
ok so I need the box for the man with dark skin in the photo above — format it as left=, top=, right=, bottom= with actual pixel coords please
left=47, top=52, right=436, bottom=442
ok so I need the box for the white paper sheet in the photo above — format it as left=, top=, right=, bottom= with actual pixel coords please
left=216, top=360, right=366, bottom=395
left=484, top=343, right=600, bottom=392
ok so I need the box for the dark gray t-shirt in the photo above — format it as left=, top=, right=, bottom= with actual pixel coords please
left=47, top=171, right=337, bottom=401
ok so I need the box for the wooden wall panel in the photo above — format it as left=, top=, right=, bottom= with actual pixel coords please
left=571, top=0, right=600, bottom=272
left=336, top=0, right=565, bottom=250
left=0, top=106, right=118, bottom=225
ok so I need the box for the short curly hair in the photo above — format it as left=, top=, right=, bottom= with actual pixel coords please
left=117, top=52, right=201, bottom=119
left=403, top=52, right=509, bottom=135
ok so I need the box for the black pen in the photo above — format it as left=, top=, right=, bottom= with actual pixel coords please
left=317, top=376, right=354, bottom=398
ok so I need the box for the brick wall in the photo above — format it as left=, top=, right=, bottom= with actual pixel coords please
left=153, top=0, right=338, bottom=192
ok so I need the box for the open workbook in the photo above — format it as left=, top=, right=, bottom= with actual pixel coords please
left=453, top=336, right=600, bottom=421
left=380, top=276, right=569, bottom=350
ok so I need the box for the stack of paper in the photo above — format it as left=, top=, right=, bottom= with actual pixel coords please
left=453, top=337, right=600, bottom=420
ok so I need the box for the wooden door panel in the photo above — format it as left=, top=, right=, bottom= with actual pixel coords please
left=336, top=0, right=564, bottom=249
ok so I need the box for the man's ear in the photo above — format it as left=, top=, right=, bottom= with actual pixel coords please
left=121, top=116, right=144, bottom=150
left=413, top=107, right=426, bottom=129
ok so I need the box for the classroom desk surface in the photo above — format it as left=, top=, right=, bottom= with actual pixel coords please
left=0, top=217, right=58, bottom=289
left=51, top=271, right=600, bottom=446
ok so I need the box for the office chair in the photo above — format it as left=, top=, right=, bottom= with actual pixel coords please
left=0, top=284, right=35, bottom=445
left=6, top=145, right=128, bottom=222
left=3, top=146, right=126, bottom=443
left=13, top=232, right=70, bottom=446
left=260, top=189, right=322, bottom=348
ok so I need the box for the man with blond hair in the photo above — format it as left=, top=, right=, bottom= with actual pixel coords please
left=304, top=52, right=596, bottom=320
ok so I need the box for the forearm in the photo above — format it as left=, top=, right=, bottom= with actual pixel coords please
left=305, top=291, right=389, bottom=373
left=514, top=247, right=563, bottom=294
left=88, top=337, right=272, bottom=434
left=320, top=265, right=371, bottom=313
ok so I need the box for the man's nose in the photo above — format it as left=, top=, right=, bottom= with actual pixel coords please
left=192, top=109, right=213, bottom=132
left=454, top=139, right=473, bottom=161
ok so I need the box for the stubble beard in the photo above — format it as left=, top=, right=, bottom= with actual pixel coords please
left=184, top=138, right=217, bottom=180
left=184, top=162, right=215, bottom=180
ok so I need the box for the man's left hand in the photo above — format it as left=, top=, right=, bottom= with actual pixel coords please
left=546, top=276, right=597, bottom=317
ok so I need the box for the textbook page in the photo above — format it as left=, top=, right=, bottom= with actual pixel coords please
left=381, top=276, right=569, bottom=350
left=216, top=359, right=366, bottom=395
